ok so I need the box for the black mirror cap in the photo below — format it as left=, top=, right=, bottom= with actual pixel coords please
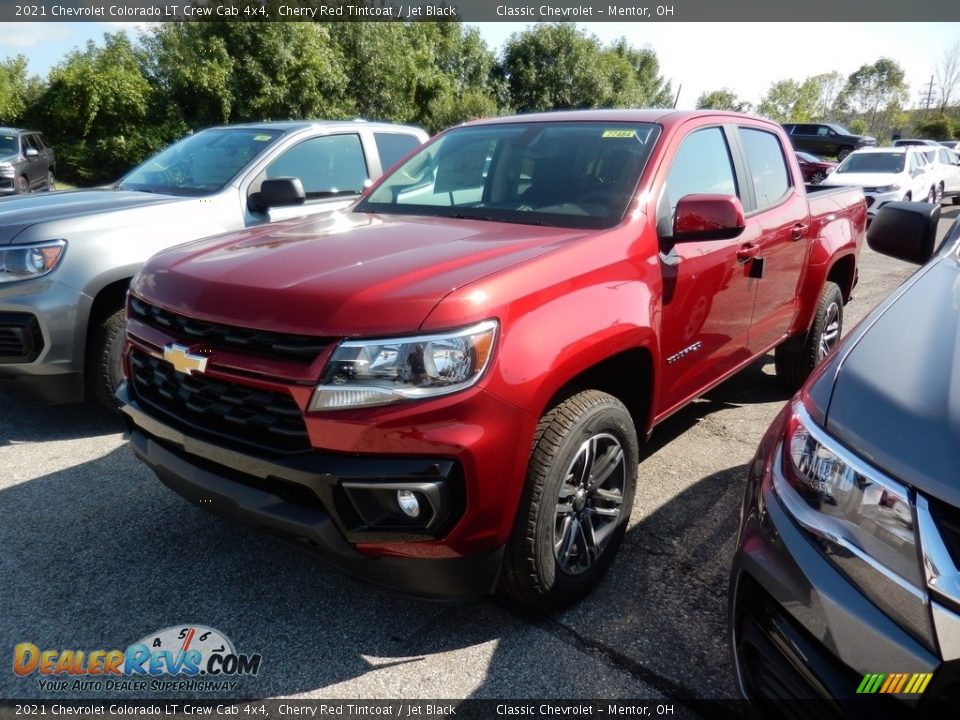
left=867, top=201, right=940, bottom=265
left=249, top=177, right=306, bottom=212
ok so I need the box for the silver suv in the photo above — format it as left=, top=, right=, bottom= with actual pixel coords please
left=0, top=120, right=427, bottom=408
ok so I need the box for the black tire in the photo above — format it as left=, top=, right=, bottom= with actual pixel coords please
left=837, top=146, right=854, bottom=161
left=935, top=184, right=944, bottom=204
left=45, top=171, right=55, bottom=191
left=86, top=307, right=126, bottom=412
left=16, top=175, right=29, bottom=193
left=810, top=170, right=827, bottom=185
left=953, top=195, right=960, bottom=206
left=926, top=187, right=937, bottom=204
left=775, top=281, right=843, bottom=391
left=500, top=389, right=639, bottom=611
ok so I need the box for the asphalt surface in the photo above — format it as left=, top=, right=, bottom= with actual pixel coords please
left=2, top=206, right=957, bottom=705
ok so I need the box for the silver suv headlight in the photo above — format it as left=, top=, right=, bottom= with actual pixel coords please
left=0, top=162, right=15, bottom=179
left=772, top=401, right=934, bottom=647
left=309, top=320, right=498, bottom=411
left=0, top=240, right=67, bottom=284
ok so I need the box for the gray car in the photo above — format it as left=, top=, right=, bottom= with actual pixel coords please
left=0, top=128, right=56, bottom=194
left=0, top=120, right=427, bottom=409
left=730, top=201, right=960, bottom=711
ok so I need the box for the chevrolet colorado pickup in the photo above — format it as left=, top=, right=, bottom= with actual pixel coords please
left=119, top=110, right=867, bottom=609
left=0, top=120, right=426, bottom=409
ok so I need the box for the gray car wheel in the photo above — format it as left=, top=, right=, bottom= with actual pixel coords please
left=16, top=175, right=29, bottom=193
left=45, top=171, right=55, bottom=191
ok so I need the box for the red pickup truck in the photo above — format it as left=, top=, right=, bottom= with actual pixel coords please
left=119, top=110, right=866, bottom=610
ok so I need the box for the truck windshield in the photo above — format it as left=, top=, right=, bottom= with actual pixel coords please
left=357, top=121, right=660, bottom=229
left=117, top=128, right=284, bottom=196
left=837, top=153, right=904, bottom=174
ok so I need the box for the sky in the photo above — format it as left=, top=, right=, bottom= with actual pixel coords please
left=1, top=21, right=959, bottom=110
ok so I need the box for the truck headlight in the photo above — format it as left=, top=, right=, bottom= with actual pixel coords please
left=0, top=240, right=67, bottom=284
left=309, top=320, right=498, bottom=411
left=772, top=401, right=934, bottom=648
left=0, top=162, right=14, bottom=178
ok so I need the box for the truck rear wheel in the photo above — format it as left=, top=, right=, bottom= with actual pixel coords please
left=500, top=390, right=638, bottom=611
left=774, top=281, right=843, bottom=391
left=86, top=307, right=126, bottom=412
left=837, top=146, right=854, bottom=161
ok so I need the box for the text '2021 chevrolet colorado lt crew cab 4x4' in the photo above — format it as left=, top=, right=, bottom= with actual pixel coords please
left=0, top=120, right=426, bottom=409
left=119, top=110, right=867, bottom=609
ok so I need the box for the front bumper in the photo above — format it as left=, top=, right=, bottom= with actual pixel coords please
left=119, top=382, right=506, bottom=599
left=864, top=191, right=905, bottom=218
left=730, top=411, right=960, bottom=716
left=0, top=277, right=89, bottom=403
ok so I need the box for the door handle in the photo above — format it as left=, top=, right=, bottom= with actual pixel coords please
left=791, top=222, right=809, bottom=241
left=736, top=243, right=759, bottom=263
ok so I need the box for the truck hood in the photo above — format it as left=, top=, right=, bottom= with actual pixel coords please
left=133, top=211, right=594, bottom=336
left=821, top=253, right=960, bottom=505
left=0, top=189, right=182, bottom=244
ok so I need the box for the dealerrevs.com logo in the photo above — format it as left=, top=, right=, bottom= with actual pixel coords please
left=13, top=625, right=262, bottom=693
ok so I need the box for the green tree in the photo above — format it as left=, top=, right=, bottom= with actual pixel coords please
left=841, top=58, right=909, bottom=138
left=497, top=24, right=671, bottom=113
left=31, top=33, right=159, bottom=184
left=757, top=78, right=819, bottom=122
left=0, top=55, right=44, bottom=125
left=915, top=114, right=954, bottom=140
left=696, top=88, right=751, bottom=112
left=145, top=21, right=350, bottom=128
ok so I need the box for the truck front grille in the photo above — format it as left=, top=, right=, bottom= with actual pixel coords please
left=128, top=348, right=310, bottom=454
left=129, top=296, right=330, bottom=363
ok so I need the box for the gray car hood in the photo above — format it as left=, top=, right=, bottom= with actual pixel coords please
left=822, top=252, right=960, bottom=505
left=0, top=189, right=182, bottom=244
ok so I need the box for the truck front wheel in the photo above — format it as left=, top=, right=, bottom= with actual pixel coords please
left=86, top=307, right=126, bottom=412
left=774, top=281, right=843, bottom=390
left=500, top=390, right=638, bottom=611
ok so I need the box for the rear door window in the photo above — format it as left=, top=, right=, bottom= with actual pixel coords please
left=374, top=133, right=421, bottom=172
left=739, top=128, right=791, bottom=210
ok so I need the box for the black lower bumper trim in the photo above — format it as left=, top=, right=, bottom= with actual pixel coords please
left=0, top=370, right=83, bottom=403
left=120, top=385, right=500, bottom=600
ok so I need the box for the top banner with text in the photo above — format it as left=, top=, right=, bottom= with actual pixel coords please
left=6, top=0, right=960, bottom=23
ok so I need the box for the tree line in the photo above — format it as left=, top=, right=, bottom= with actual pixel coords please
left=0, top=22, right=673, bottom=185
left=696, top=47, right=960, bottom=143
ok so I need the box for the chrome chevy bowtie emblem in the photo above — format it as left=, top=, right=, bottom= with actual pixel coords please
left=162, top=344, right=209, bottom=375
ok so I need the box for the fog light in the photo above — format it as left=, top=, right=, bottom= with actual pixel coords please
left=397, top=490, right=420, bottom=518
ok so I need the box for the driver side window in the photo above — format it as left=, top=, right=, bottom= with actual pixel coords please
left=657, top=127, right=738, bottom=238
left=265, top=134, right=368, bottom=196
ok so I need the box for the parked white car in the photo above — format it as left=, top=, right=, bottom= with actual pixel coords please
left=917, top=145, right=960, bottom=204
left=822, top=146, right=937, bottom=218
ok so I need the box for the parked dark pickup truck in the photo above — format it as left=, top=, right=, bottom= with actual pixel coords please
left=784, top=122, right=877, bottom=161
left=0, top=128, right=55, bottom=194
left=120, top=110, right=867, bottom=609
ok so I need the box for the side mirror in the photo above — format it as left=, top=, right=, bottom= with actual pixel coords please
left=867, top=201, right=940, bottom=265
left=249, top=177, right=305, bottom=212
left=672, top=194, right=746, bottom=241
left=24, top=147, right=38, bottom=158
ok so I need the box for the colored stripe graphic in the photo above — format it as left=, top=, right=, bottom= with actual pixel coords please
left=857, top=672, right=932, bottom=695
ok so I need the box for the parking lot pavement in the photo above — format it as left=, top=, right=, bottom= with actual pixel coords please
left=1, top=207, right=955, bottom=704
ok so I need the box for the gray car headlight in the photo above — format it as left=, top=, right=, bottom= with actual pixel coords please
left=309, top=320, right=498, bottom=411
left=0, top=162, right=15, bottom=179
left=772, top=401, right=934, bottom=648
left=0, top=240, right=67, bottom=284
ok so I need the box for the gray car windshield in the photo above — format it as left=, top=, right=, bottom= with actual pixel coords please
left=118, top=128, right=284, bottom=196
left=837, top=153, right=904, bottom=174
left=357, top=122, right=660, bottom=229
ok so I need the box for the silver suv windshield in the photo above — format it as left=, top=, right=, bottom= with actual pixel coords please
left=118, top=128, right=284, bottom=196
left=358, top=121, right=660, bottom=229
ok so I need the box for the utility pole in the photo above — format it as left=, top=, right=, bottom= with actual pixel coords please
left=673, top=84, right=682, bottom=109
left=918, top=75, right=937, bottom=114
